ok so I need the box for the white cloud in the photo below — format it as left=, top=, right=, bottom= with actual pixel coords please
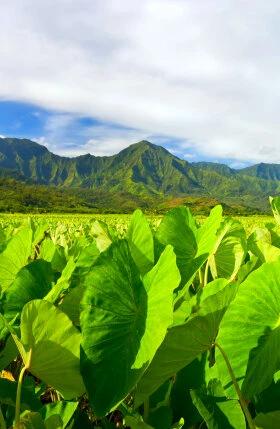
left=33, top=113, right=178, bottom=157
left=0, top=1, right=280, bottom=162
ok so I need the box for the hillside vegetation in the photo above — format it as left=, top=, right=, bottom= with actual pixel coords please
left=1, top=137, right=280, bottom=213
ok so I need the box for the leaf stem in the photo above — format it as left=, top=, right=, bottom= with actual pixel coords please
left=198, top=268, right=203, bottom=286
left=0, top=406, right=6, bottom=429
left=203, top=260, right=210, bottom=287
left=215, top=342, right=256, bottom=429
left=15, top=365, right=26, bottom=427
left=15, top=350, right=32, bottom=428
left=143, top=398, right=150, bottom=422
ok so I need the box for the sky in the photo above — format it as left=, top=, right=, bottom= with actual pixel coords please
left=0, top=1, right=280, bottom=166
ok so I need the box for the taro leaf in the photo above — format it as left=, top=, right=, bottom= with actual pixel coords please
left=171, top=419, right=184, bottom=429
left=39, top=238, right=66, bottom=272
left=199, top=279, right=229, bottom=302
left=45, top=257, right=76, bottom=303
left=80, top=240, right=180, bottom=416
left=173, top=268, right=226, bottom=326
left=75, top=242, right=100, bottom=268
left=31, top=220, right=48, bottom=248
left=91, top=220, right=114, bottom=252
left=127, top=209, right=154, bottom=275
left=147, top=406, right=172, bottom=429
left=0, top=226, right=33, bottom=291
left=270, top=196, right=280, bottom=225
left=208, top=218, right=246, bottom=281
left=156, top=206, right=197, bottom=283
left=67, top=236, right=92, bottom=260
left=190, top=379, right=246, bottom=429
left=255, top=411, right=280, bottom=429
left=217, top=260, right=280, bottom=399
left=196, top=205, right=223, bottom=257
left=237, top=254, right=259, bottom=285
left=0, top=378, right=41, bottom=411
left=247, top=226, right=280, bottom=263
left=269, top=226, right=280, bottom=249
left=173, top=253, right=209, bottom=311
left=124, top=415, right=154, bottom=429
left=59, top=284, right=85, bottom=326
left=170, top=357, right=207, bottom=427
left=134, top=284, right=236, bottom=406
left=18, top=299, right=85, bottom=399
left=3, top=260, right=54, bottom=320
left=248, top=227, right=271, bottom=245
left=18, top=411, right=46, bottom=429
left=253, top=379, right=280, bottom=415
left=44, top=415, right=63, bottom=429
left=40, top=401, right=78, bottom=429
left=0, top=334, right=18, bottom=370
left=248, top=239, right=280, bottom=263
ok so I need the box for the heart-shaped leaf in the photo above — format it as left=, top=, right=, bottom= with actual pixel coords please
left=80, top=239, right=180, bottom=416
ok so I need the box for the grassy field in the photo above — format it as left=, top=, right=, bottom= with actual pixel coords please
left=0, top=212, right=275, bottom=235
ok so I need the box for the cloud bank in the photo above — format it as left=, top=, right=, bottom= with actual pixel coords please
left=0, top=0, right=280, bottom=162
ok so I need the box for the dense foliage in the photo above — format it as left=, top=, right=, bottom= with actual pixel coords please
left=1, top=137, right=280, bottom=213
left=0, top=199, right=280, bottom=428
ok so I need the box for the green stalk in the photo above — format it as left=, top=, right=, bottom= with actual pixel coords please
left=203, top=260, right=210, bottom=287
left=143, top=398, right=150, bottom=422
left=198, top=268, right=203, bottom=286
left=0, top=406, right=7, bottom=429
left=215, top=343, right=256, bottom=429
left=15, top=350, right=32, bottom=428
left=15, top=365, right=27, bottom=427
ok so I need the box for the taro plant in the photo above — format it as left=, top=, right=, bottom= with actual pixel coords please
left=0, top=201, right=279, bottom=428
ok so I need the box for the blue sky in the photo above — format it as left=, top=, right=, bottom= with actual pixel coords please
left=0, top=100, right=202, bottom=161
left=0, top=100, right=249, bottom=167
left=0, top=1, right=279, bottom=166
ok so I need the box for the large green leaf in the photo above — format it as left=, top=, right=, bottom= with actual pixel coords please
left=80, top=240, right=180, bottom=416
left=208, top=218, right=246, bottom=281
left=75, top=242, right=100, bottom=269
left=0, top=226, right=33, bottom=291
left=18, top=299, right=85, bottom=399
left=45, top=257, right=76, bottom=303
left=59, top=284, right=85, bottom=326
left=125, top=415, right=154, bottom=429
left=39, top=238, right=66, bottom=272
left=91, top=220, right=115, bottom=252
left=196, top=205, right=223, bottom=257
left=3, top=260, right=54, bottom=320
left=156, top=206, right=197, bottom=284
left=127, top=209, right=154, bottom=275
left=249, top=239, right=280, bottom=263
left=217, top=260, right=280, bottom=399
left=190, top=379, right=246, bottom=429
left=134, top=283, right=236, bottom=405
left=255, top=411, right=280, bottom=429
left=270, top=196, right=280, bottom=225
left=170, top=357, right=206, bottom=427
left=0, top=334, right=18, bottom=370
left=40, top=401, right=78, bottom=429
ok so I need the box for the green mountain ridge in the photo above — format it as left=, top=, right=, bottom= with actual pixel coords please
left=0, top=137, right=279, bottom=213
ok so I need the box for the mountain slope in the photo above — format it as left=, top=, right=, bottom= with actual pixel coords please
left=0, top=137, right=279, bottom=213
left=240, top=163, right=280, bottom=181
left=0, top=138, right=203, bottom=193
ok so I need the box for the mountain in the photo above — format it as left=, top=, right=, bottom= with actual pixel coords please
left=241, top=163, right=280, bottom=181
left=0, top=138, right=202, bottom=193
left=0, top=137, right=279, bottom=213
